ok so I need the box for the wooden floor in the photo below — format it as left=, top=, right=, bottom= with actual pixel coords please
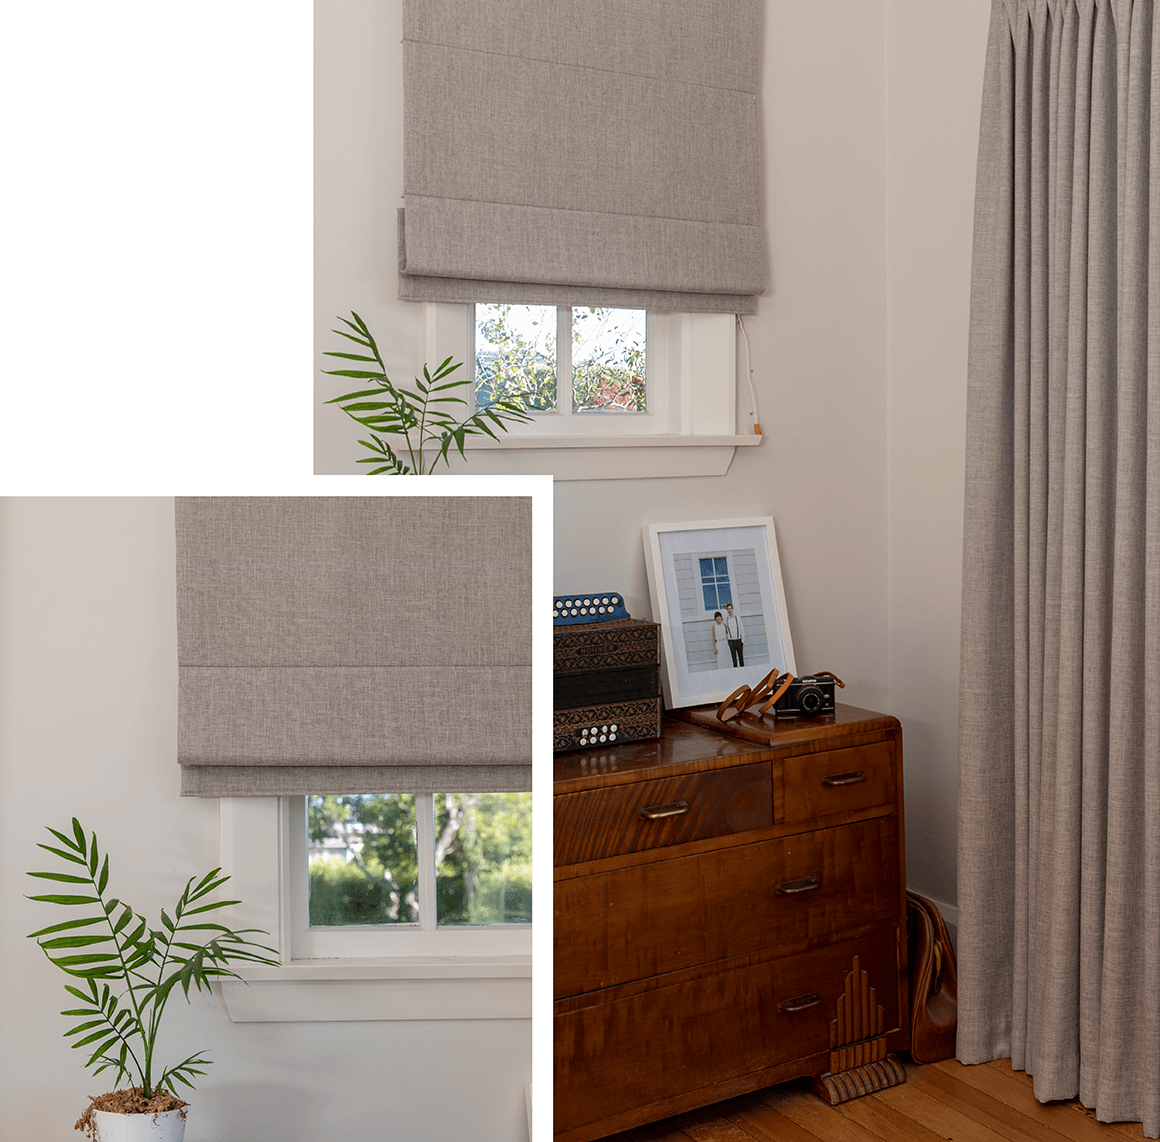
left=603, top=1059, right=1149, bottom=1142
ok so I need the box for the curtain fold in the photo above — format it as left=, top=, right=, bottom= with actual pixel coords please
left=397, top=0, right=765, bottom=314
left=959, top=1, right=1160, bottom=1134
left=176, top=497, right=532, bottom=796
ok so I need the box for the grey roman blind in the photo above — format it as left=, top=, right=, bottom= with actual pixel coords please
left=176, top=497, right=532, bottom=796
left=397, top=0, right=765, bottom=314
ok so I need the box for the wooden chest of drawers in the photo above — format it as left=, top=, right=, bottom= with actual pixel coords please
left=553, top=705, right=909, bottom=1141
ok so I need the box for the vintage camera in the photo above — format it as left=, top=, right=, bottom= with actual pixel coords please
left=770, top=673, right=837, bottom=718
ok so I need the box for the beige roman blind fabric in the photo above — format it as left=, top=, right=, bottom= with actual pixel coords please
left=959, top=1, right=1160, bottom=1136
left=176, top=497, right=532, bottom=796
left=397, top=0, right=765, bottom=314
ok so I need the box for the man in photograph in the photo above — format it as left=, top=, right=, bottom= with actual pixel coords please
left=724, top=603, right=745, bottom=667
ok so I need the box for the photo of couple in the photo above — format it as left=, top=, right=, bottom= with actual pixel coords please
left=709, top=603, right=747, bottom=669
left=646, top=518, right=797, bottom=709
left=677, top=547, right=773, bottom=678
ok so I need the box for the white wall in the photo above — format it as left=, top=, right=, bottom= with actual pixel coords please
left=316, top=0, right=895, bottom=700
left=886, top=1, right=990, bottom=906
left=0, top=499, right=530, bottom=1142
left=315, top=0, right=418, bottom=468
left=553, top=0, right=894, bottom=722
left=314, top=0, right=994, bottom=912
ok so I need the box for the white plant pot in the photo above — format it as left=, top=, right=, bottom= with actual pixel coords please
left=91, top=1108, right=187, bottom=1142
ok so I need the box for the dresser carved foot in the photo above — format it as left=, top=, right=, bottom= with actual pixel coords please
left=811, top=953, right=907, bottom=1105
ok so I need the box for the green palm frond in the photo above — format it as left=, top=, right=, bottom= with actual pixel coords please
left=27, top=818, right=278, bottom=1099
left=324, top=314, right=534, bottom=473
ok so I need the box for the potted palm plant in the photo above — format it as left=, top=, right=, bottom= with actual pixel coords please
left=26, top=818, right=279, bottom=1140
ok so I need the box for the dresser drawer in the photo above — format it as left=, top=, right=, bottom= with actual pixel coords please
left=554, top=929, right=900, bottom=1137
left=781, top=741, right=895, bottom=824
left=554, top=762, right=773, bottom=866
left=554, top=815, right=900, bottom=999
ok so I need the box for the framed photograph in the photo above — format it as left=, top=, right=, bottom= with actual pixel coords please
left=642, top=517, right=796, bottom=709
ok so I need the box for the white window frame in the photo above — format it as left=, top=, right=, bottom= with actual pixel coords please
left=425, top=303, right=763, bottom=480
left=472, top=304, right=656, bottom=434
left=212, top=796, right=531, bottom=1023
left=291, top=793, right=530, bottom=960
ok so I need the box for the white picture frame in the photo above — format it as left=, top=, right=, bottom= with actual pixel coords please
left=642, top=517, right=796, bottom=709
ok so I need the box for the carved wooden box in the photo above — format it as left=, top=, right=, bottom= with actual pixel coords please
left=553, top=618, right=661, bottom=752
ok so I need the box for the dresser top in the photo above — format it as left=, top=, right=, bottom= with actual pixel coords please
left=553, top=703, right=899, bottom=793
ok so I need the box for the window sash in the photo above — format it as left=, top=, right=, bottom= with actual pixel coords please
left=451, top=306, right=734, bottom=438
left=290, top=796, right=531, bottom=960
left=471, top=305, right=652, bottom=422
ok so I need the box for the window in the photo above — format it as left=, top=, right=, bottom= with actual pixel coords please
left=307, top=793, right=531, bottom=927
left=419, top=302, right=761, bottom=479
left=291, top=794, right=531, bottom=960
left=214, top=796, right=533, bottom=1023
left=474, top=304, right=646, bottom=416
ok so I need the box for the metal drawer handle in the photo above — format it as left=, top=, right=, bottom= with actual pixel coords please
left=777, top=992, right=823, bottom=1013
left=639, top=800, right=689, bottom=820
left=821, top=770, right=866, bottom=787
left=775, top=875, right=821, bottom=895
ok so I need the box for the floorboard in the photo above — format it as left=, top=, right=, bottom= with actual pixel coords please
left=908, top=1060, right=1082, bottom=1142
left=667, top=1106, right=764, bottom=1142
left=757, top=1086, right=894, bottom=1142
left=597, top=1059, right=1149, bottom=1142
left=873, top=1075, right=1032, bottom=1142
left=823, top=1085, right=952, bottom=1142
left=715, top=1093, right=832, bottom=1142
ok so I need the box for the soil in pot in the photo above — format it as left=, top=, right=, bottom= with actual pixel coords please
left=75, top=1087, right=188, bottom=1140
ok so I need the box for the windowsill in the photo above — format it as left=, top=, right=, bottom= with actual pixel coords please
left=464, top=433, right=763, bottom=449
left=443, top=432, right=763, bottom=479
left=228, top=956, right=531, bottom=981
left=217, top=957, right=531, bottom=1022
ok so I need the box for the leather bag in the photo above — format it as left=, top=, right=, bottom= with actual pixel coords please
left=906, top=890, right=958, bottom=1063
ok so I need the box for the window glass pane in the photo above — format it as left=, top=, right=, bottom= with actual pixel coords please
left=572, top=307, right=646, bottom=413
left=434, top=792, right=532, bottom=926
left=308, top=795, right=418, bottom=926
left=475, top=303, right=556, bottom=411
left=699, top=557, right=732, bottom=611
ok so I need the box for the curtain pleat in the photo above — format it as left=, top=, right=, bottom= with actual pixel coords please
left=960, top=1, right=1160, bottom=1134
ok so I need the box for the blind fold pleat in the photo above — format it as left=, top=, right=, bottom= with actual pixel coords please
left=398, top=0, right=765, bottom=314
left=176, top=497, right=532, bottom=795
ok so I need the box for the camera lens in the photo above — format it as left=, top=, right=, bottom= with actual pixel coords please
left=798, top=685, right=825, bottom=716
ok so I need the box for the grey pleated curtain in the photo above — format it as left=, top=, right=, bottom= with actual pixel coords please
left=959, top=1, right=1160, bottom=1135
left=176, top=497, right=532, bottom=796
left=397, top=0, right=765, bottom=315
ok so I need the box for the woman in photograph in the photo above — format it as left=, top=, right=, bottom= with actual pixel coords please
left=711, top=611, right=730, bottom=669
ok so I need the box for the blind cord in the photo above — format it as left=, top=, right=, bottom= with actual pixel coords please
left=737, top=314, right=761, bottom=435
